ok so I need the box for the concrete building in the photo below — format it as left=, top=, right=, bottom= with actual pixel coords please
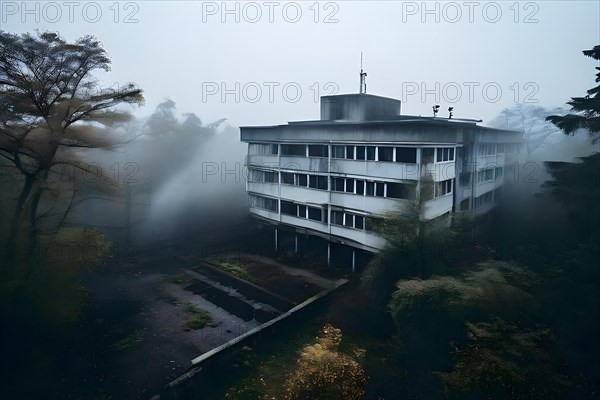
left=240, top=91, right=523, bottom=270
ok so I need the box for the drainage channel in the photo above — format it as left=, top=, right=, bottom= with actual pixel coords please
left=183, top=268, right=284, bottom=324
left=193, top=263, right=297, bottom=311
left=186, top=283, right=278, bottom=323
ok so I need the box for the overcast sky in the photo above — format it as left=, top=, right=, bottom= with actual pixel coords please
left=1, top=1, right=599, bottom=127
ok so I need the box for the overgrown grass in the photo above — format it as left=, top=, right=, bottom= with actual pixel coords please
left=155, top=284, right=179, bottom=305
left=210, top=259, right=253, bottom=281
left=155, top=271, right=198, bottom=305
left=182, top=303, right=219, bottom=331
left=163, top=272, right=196, bottom=285
left=105, top=328, right=147, bottom=353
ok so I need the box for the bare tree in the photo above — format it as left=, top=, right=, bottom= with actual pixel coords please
left=488, top=104, right=568, bottom=155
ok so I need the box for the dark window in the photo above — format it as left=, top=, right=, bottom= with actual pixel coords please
left=265, top=171, right=278, bottom=183
left=344, top=214, right=354, bottom=227
left=422, top=148, right=434, bottom=164
left=297, top=205, right=307, bottom=218
left=495, top=167, right=503, bottom=180
left=332, top=145, right=345, bottom=159
left=309, top=175, right=327, bottom=190
left=281, top=200, right=296, bottom=216
left=281, top=172, right=294, bottom=185
left=378, top=146, right=394, bottom=162
left=249, top=143, right=278, bottom=155
left=308, top=207, right=321, bottom=221
left=331, top=211, right=344, bottom=225
left=355, top=216, right=364, bottom=229
left=356, top=146, right=366, bottom=160
left=297, top=174, right=307, bottom=187
left=281, top=144, right=306, bottom=156
left=436, top=179, right=452, bottom=196
left=264, top=198, right=277, bottom=212
left=396, top=147, right=417, bottom=163
left=345, top=178, right=354, bottom=193
left=387, top=182, right=412, bottom=199
left=356, top=180, right=365, bottom=195
left=308, top=145, right=328, bottom=157
left=460, top=199, right=470, bottom=211
left=366, top=146, right=376, bottom=160
left=375, top=182, right=385, bottom=197
left=346, top=146, right=355, bottom=159
left=366, top=181, right=375, bottom=196
left=332, top=177, right=345, bottom=192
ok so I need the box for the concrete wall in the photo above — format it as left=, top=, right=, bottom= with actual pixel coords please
left=152, top=278, right=349, bottom=400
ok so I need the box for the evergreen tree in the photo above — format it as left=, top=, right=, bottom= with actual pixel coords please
left=546, top=45, right=600, bottom=138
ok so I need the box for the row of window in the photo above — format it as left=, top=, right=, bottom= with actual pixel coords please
left=249, top=194, right=278, bottom=212
left=331, top=210, right=363, bottom=230
left=474, top=191, right=494, bottom=208
left=421, top=147, right=455, bottom=164
left=250, top=142, right=521, bottom=161
left=247, top=168, right=456, bottom=200
left=330, top=177, right=414, bottom=199
left=478, top=143, right=523, bottom=157
left=248, top=143, right=278, bottom=155
left=477, top=167, right=504, bottom=183
left=250, top=194, right=385, bottom=232
left=436, top=179, right=453, bottom=197
left=249, top=143, right=455, bottom=164
left=281, top=200, right=324, bottom=222
left=461, top=188, right=502, bottom=211
left=249, top=168, right=415, bottom=200
left=249, top=169, right=278, bottom=183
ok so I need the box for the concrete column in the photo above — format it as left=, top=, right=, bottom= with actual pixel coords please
left=352, top=249, right=356, bottom=274
left=275, top=228, right=278, bottom=251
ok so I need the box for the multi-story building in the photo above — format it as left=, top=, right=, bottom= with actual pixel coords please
left=240, top=92, right=523, bottom=270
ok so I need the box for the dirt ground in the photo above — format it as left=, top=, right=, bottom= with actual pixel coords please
left=71, top=225, right=344, bottom=400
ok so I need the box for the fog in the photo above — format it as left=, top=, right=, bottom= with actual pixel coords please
left=62, top=100, right=248, bottom=245
left=144, top=123, right=247, bottom=239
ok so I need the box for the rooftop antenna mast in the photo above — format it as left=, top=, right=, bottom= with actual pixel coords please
left=359, top=52, right=367, bottom=94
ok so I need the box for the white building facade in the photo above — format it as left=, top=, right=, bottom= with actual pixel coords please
left=240, top=94, right=523, bottom=266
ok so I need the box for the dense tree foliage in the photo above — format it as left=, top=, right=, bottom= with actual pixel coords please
left=542, top=152, right=600, bottom=253
left=546, top=45, right=600, bottom=138
left=436, top=319, right=571, bottom=400
left=0, top=31, right=143, bottom=251
left=378, top=179, right=477, bottom=279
